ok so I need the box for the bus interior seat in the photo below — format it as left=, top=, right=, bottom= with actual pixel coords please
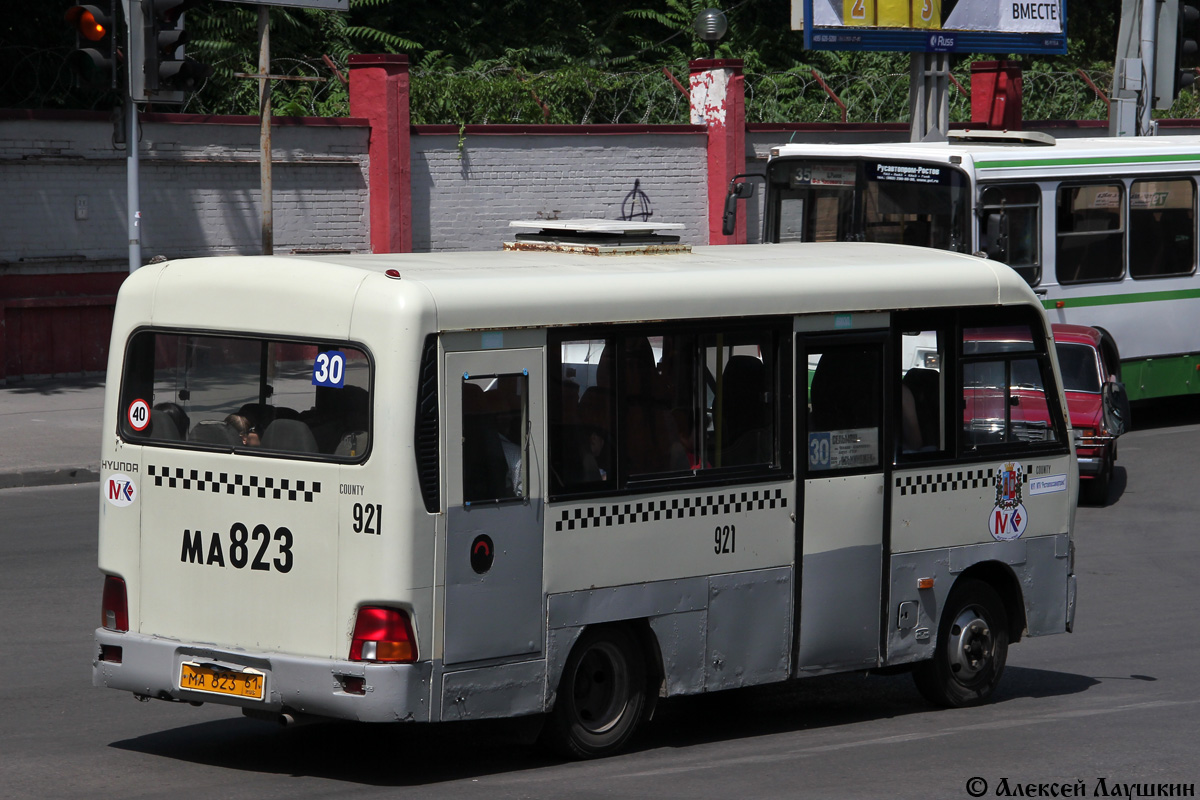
left=901, top=368, right=941, bottom=451
left=810, top=348, right=879, bottom=433
left=261, top=418, right=320, bottom=453
left=149, top=414, right=182, bottom=440
left=307, top=385, right=369, bottom=453
left=150, top=402, right=189, bottom=440
left=187, top=420, right=242, bottom=447
left=721, top=355, right=771, bottom=465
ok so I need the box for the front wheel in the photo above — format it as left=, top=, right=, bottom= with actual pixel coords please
left=913, top=579, right=1009, bottom=707
left=541, top=626, right=646, bottom=759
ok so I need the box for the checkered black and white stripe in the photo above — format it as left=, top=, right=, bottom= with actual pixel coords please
left=554, top=488, right=787, bottom=532
left=147, top=465, right=321, bottom=502
left=895, top=466, right=1029, bottom=497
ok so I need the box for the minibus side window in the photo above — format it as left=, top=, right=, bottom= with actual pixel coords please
left=550, top=337, right=615, bottom=493
left=807, top=344, right=882, bottom=472
left=960, top=324, right=1060, bottom=449
left=702, top=330, right=779, bottom=471
left=548, top=323, right=787, bottom=497
left=119, top=330, right=371, bottom=461
left=462, top=374, right=527, bottom=503
left=898, top=329, right=946, bottom=456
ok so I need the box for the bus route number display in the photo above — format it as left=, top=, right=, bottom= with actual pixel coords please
left=312, top=350, right=346, bottom=388
left=808, top=428, right=879, bottom=470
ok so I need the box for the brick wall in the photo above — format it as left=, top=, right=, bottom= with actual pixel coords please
left=0, top=111, right=371, bottom=273
left=410, top=127, right=708, bottom=251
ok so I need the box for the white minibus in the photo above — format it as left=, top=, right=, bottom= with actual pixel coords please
left=95, top=234, right=1077, bottom=758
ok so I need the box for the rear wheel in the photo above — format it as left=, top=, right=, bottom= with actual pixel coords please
left=913, top=579, right=1009, bottom=707
left=541, top=626, right=646, bottom=759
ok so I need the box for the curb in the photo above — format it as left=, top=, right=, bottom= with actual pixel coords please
left=0, top=467, right=101, bottom=491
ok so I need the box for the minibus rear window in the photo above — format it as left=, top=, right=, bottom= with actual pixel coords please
left=118, top=330, right=371, bottom=460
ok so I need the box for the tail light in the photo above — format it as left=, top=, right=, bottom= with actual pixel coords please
left=349, top=607, right=417, bottom=663
left=102, top=576, right=129, bottom=632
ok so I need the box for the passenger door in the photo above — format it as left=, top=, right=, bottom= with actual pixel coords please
left=795, top=332, right=888, bottom=673
left=443, top=349, right=544, bottom=665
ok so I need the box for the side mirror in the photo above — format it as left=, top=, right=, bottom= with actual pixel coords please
left=722, top=181, right=755, bottom=237
left=1101, top=381, right=1131, bottom=437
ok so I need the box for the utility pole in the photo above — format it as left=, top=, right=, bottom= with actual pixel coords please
left=908, top=52, right=950, bottom=142
left=126, top=99, right=142, bottom=273
left=1110, top=0, right=1200, bottom=136
left=234, top=6, right=327, bottom=255
left=258, top=6, right=272, bottom=254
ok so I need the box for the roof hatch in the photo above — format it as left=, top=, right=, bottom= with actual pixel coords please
left=504, top=219, right=689, bottom=255
left=947, top=129, right=1056, bottom=147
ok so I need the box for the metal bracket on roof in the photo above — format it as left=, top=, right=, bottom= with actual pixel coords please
left=947, top=129, right=1057, bottom=147
left=503, top=219, right=690, bottom=256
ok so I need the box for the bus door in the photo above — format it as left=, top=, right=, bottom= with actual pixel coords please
left=444, top=349, right=545, bottom=665
left=796, top=331, right=888, bottom=673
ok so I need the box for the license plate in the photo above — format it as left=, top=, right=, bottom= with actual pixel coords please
left=179, top=662, right=265, bottom=701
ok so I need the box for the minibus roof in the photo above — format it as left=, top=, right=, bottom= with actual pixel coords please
left=119, top=242, right=1039, bottom=337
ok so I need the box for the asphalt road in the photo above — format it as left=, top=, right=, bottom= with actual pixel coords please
left=2, top=410, right=1199, bottom=799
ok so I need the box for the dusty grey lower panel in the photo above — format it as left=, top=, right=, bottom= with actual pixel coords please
left=93, top=628, right=433, bottom=723
left=649, top=610, right=708, bottom=696
left=706, top=569, right=792, bottom=690
left=545, top=568, right=792, bottom=699
left=445, top=505, right=544, bottom=665
left=547, top=576, right=709, bottom=630
left=949, top=539, right=1028, bottom=572
left=440, top=659, right=546, bottom=722
left=796, top=545, right=881, bottom=674
left=544, top=626, right=586, bottom=709
left=888, top=534, right=1071, bottom=665
left=1017, top=535, right=1071, bottom=636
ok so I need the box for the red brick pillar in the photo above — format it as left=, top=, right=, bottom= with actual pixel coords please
left=349, top=54, right=412, bottom=254
left=690, top=59, right=746, bottom=245
left=970, top=60, right=1023, bottom=131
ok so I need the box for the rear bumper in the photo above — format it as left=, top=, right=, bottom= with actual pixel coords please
left=93, top=628, right=433, bottom=722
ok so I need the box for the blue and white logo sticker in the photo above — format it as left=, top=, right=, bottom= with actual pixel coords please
left=311, top=350, right=346, bottom=388
left=105, top=473, right=137, bottom=508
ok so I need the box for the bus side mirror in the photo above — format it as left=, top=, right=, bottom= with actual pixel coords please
left=722, top=181, right=755, bottom=237
left=984, top=212, right=1009, bottom=261
left=1101, top=381, right=1131, bottom=437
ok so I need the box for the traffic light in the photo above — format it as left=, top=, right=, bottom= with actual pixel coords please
left=1155, top=0, right=1200, bottom=109
left=1177, top=0, right=1200, bottom=96
left=65, top=3, right=116, bottom=89
left=132, top=0, right=212, bottom=104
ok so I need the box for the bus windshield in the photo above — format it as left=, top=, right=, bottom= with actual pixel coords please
left=766, top=158, right=968, bottom=252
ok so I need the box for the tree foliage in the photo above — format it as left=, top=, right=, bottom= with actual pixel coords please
left=0, top=0, right=1141, bottom=123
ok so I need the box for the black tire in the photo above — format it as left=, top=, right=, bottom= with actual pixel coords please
left=913, top=579, right=1009, bottom=708
left=541, top=626, right=646, bottom=759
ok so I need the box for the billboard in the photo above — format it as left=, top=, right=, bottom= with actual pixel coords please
left=214, top=0, right=349, bottom=10
left=792, top=0, right=1067, bottom=54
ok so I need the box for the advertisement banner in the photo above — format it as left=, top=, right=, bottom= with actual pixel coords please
left=795, top=0, right=1065, bottom=53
